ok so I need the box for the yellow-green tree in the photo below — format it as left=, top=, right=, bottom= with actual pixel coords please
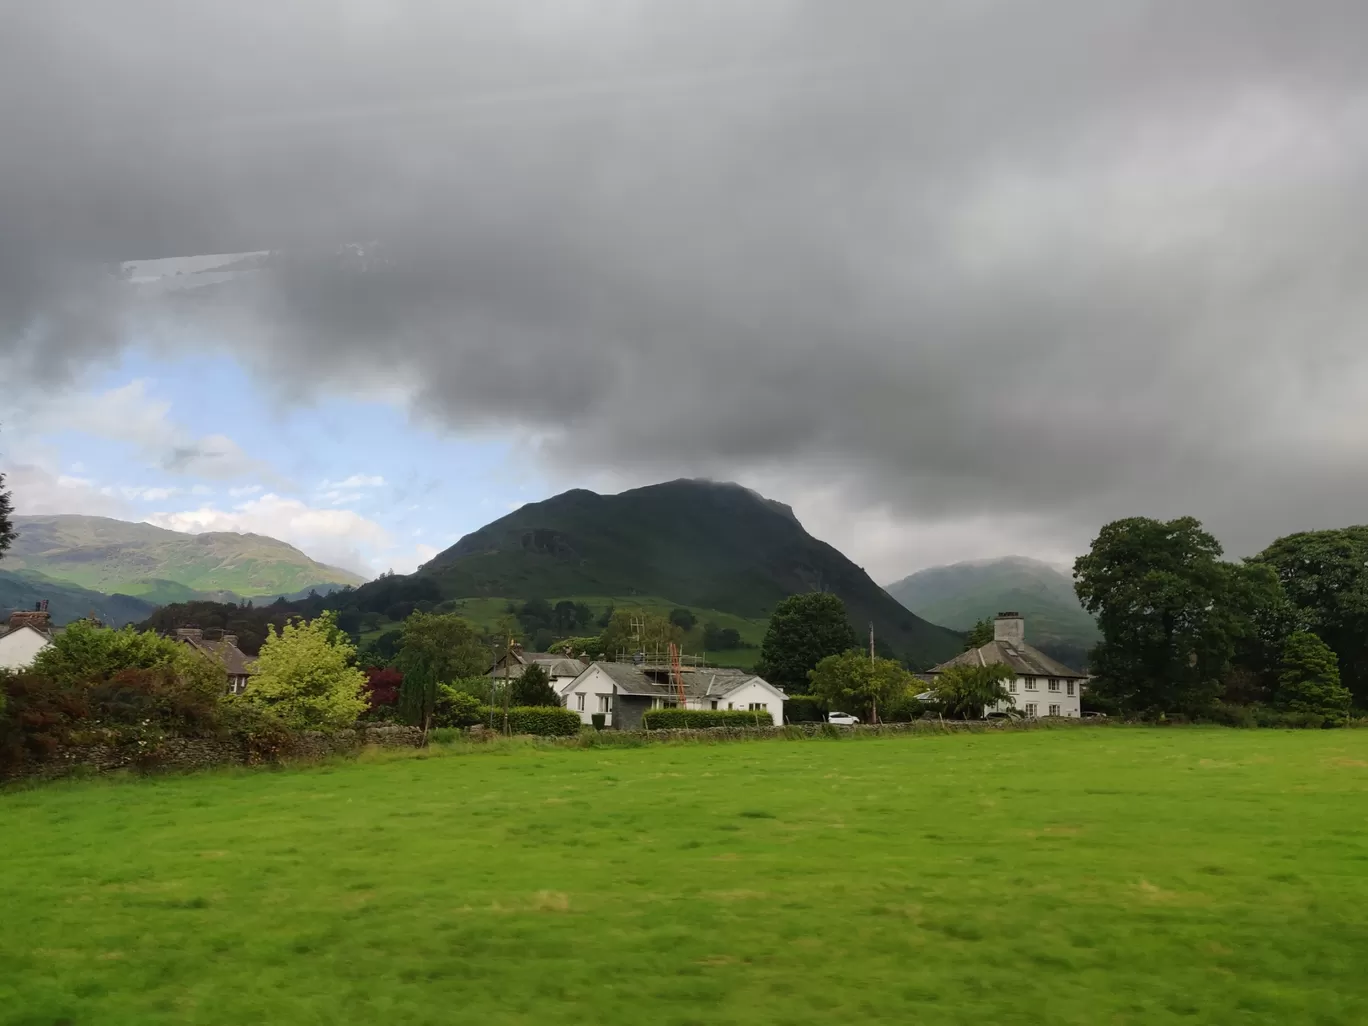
left=598, top=610, right=682, bottom=661
left=238, top=613, right=367, bottom=730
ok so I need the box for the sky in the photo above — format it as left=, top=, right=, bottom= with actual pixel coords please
left=5, top=2, right=1368, bottom=583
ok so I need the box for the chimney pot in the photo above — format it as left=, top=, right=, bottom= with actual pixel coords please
left=222, top=634, right=238, bottom=648
left=176, top=627, right=204, bottom=642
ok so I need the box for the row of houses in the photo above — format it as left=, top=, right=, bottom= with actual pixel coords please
left=2, top=604, right=1087, bottom=722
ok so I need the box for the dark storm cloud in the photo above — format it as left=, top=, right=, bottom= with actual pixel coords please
left=6, top=1, right=1368, bottom=559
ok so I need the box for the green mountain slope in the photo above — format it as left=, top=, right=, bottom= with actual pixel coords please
left=7, top=515, right=365, bottom=600
left=0, top=568, right=157, bottom=627
left=366, top=479, right=963, bottom=668
left=884, top=556, right=1098, bottom=669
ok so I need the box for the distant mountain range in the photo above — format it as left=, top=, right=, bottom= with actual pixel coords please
left=3, top=515, right=364, bottom=617
left=884, top=555, right=1099, bottom=670
left=351, top=479, right=965, bottom=669
left=0, top=568, right=157, bottom=627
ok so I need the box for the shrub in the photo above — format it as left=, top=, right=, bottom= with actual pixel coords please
left=434, top=686, right=485, bottom=727
left=590, top=713, right=606, bottom=730
left=236, top=613, right=368, bottom=731
left=783, top=695, right=827, bottom=723
left=510, top=664, right=561, bottom=707
left=502, top=706, right=582, bottom=736
left=642, top=708, right=771, bottom=730
left=1277, top=632, right=1351, bottom=725
left=363, top=668, right=403, bottom=714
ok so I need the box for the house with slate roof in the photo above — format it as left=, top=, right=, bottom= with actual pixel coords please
left=924, top=612, right=1088, bottom=718
left=488, top=647, right=588, bottom=692
left=174, top=627, right=256, bottom=695
left=561, top=660, right=786, bottom=729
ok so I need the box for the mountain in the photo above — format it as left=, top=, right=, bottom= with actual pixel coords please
left=6, top=515, right=365, bottom=600
left=0, top=568, right=157, bottom=627
left=360, top=479, right=963, bottom=668
left=883, top=556, right=1099, bottom=670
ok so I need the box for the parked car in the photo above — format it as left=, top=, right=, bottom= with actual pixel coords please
left=827, top=711, right=860, bottom=726
left=1081, top=711, right=1108, bottom=720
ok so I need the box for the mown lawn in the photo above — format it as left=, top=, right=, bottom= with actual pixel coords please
left=3, top=728, right=1368, bottom=1025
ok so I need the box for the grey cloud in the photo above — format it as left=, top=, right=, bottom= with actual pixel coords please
left=6, top=1, right=1368, bottom=566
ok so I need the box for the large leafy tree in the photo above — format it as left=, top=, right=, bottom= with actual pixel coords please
left=807, top=650, right=910, bottom=722
left=394, top=611, right=491, bottom=728
left=237, top=613, right=368, bottom=729
left=1074, top=516, right=1278, bottom=716
left=963, top=618, right=994, bottom=651
left=598, top=610, right=683, bottom=662
left=757, top=593, right=858, bottom=694
left=32, top=620, right=226, bottom=695
left=932, top=663, right=1015, bottom=719
left=1277, top=632, right=1351, bottom=723
left=1250, top=527, right=1368, bottom=705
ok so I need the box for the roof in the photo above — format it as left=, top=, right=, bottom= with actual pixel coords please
left=571, top=662, right=785, bottom=700
left=0, top=622, right=61, bottom=642
left=490, top=652, right=588, bottom=679
left=181, top=636, right=256, bottom=677
left=928, top=640, right=1086, bottom=679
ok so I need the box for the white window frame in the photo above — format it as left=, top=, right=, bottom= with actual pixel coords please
left=1066, top=681, right=1075, bottom=697
left=597, top=694, right=611, bottom=713
left=1048, top=678, right=1060, bottom=692
left=576, top=693, right=585, bottom=712
left=1008, top=679, right=1017, bottom=694
left=748, top=702, right=767, bottom=712
left=1025, top=678, right=1038, bottom=691
left=1025, top=703, right=1038, bottom=717
left=1048, top=704, right=1060, bottom=717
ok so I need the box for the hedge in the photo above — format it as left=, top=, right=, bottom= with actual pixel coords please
left=641, top=708, right=772, bottom=730
left=496, top=706, right=582, bottom=737
left=783, top=695, right=827, bottom=723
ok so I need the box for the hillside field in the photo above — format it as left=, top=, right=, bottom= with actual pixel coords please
left=4, top=728, right=1368, bottom=1025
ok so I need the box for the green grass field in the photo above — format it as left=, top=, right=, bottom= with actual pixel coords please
left=4, top=728, right=1368, bottom=1025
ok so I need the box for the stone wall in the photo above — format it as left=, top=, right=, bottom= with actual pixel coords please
left=7, top=724, right=424, bottom=782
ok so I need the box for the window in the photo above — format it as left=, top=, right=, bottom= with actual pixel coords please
left=597, top=695, right=611, bottom=713
left=576, top=693, right=585, bottom=711
left=1025, top=703, right=1038, bottom=717
left=748, top=702, right=767, bottom=711
left=710, top=700, right=718, bottom=710
left=1008, top=679, right=1017, bottom=694
left=1066, top=681, right=1075, bottom=697
left=727, top=702, right=734, bottom=710
left=1048, top=678, right=1060, bottom=692
left=1025, top=678, right=1037, bottom=691
left=1048, top=704, right=1060, bottom=717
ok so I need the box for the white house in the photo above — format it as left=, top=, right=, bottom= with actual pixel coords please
left=561, top=661, right=787, bottom=728
left=489, top=648, right=588, bottom=692
left=924, top=612, right=1088, bottom=718
left=0, top=608, right=58, bottom=671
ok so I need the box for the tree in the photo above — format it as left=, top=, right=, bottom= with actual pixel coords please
left=757, top=593, right=858, bottom=694
left=238, top=613, right=368, bottom=730
left=0, top=469, right=13, bottom=561
left=394, top=611, right=491, bottom=729
left=669, top=608, right=697, bottom=631
left=597, top=604, right=616, bottom=629
left=598, top=610, right=683, bottom=661
left=1277, top=632, right=1351, bottom=723
left=963, top=618, right=994, bottom=651
left=1250, top=527, right=1368, bottom=705
left=807, top=650, right=911, bottom=722
left=32, top=620, right=226, bottom=695
left=703, top=623, right=742, bottom=650
left=932, top=663, right=1014, bottom=719
left=1074, top=517, right=1275, bottom=716
left=511, top=663, right=560, bottom=706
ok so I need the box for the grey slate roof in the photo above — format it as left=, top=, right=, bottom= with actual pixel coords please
left=928, top=640, right=1086, bottom=679
left=575, top=662, right=783, bottom=699
left=182, top=636, right=256, bottom=677
left=491, top=651, right=588, bottom=679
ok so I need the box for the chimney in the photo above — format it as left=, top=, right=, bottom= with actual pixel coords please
left=176, top=627, right=204, bottom=642
left=9, top=609, right=52, bottom=631
left=994, top=612, right=1025, bottom=646
left=221, top=634, right=238, bottom=649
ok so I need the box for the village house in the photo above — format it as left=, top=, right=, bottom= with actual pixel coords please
left=924, top=612, right=1088, bottom=718
left=488, top=647, right=588, bottom=691
left=0, top=605, right=58, bottom=671
left=174, top=627, right=256, bottom=695
left=561, top=660, right=786, bottom=728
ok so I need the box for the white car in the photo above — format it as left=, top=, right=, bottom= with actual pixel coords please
left=827, top=711, right=860, bottom=726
